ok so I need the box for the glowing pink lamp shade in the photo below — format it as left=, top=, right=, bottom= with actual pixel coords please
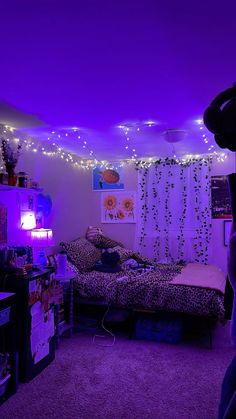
left=30, top=228, right=53, bottom=266
left=31, top=228, right=53, bottom=245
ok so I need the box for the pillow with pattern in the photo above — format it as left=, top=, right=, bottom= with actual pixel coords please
left=86, top=226, right=103, bottom=241
left=60, top=238, right=101, bottom=272
left=91, top=234, right=124, bottom=249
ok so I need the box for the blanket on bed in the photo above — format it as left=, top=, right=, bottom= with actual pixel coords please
left=71, top=261, right=225, bottom=320
left=170, top=263, right=226, bottom=294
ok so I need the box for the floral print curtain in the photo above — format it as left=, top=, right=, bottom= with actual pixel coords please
left=135, top=158, right=212, bottom=264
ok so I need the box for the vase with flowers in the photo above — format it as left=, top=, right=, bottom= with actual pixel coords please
left=1, top=139, right=22, bottom=186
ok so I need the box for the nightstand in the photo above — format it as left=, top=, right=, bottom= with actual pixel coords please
left=54, top=272, right=75, bottom=347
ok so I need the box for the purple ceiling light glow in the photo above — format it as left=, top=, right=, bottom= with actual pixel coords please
left=0, top=1, right=236, bottom=159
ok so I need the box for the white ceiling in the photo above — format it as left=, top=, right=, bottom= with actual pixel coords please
left=0, top=1, right=236, bottom=160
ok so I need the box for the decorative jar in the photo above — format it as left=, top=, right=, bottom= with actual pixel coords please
left=17, top=172, right=28, bottom=188
left=0, top=172, right=8, bottom=185
left=6, top=164, right=17, bottom=186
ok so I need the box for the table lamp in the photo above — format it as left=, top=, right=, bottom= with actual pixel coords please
left=30, top=228, right=53, bottom=266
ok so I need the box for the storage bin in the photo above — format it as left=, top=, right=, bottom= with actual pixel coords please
left=136, top=315, right=183, bottom=344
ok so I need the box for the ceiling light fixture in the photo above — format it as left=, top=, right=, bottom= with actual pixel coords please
left=162, top=129, right=187, bottom=143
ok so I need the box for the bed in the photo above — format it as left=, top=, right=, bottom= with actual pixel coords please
left=53, top=237, right=226, bottom=348
left=58, top=237, right=226, bottom=322
left=71, top=262, right=225, bottom=321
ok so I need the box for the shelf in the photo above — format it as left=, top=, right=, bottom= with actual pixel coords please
left=0, top=185, right=43, bottom=193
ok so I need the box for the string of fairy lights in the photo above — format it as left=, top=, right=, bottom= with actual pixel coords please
left=195, top=118, right=227, bottom=162
left=0, top=120, right=229, bottom=171
left=0, top=124, right=127, bottom=171
left=118, top=120, right=158, bottom=161
left=117, top=118, right=228, bottom=165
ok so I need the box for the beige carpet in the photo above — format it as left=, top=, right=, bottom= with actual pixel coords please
left=0, top=323, right=235, bottom=419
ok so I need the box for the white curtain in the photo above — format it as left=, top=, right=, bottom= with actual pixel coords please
left=135, top=158, right=212, bottom=264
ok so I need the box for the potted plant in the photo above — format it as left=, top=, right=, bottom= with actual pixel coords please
left=1, top=139, right=22, bottom=186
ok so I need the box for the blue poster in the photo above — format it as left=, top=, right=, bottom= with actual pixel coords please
left=92, top=165, right=124, bottom=190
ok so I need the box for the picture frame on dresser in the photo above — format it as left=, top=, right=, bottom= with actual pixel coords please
left=47, top=255, right=57, bottom=272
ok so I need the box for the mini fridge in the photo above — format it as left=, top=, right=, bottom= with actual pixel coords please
left=0, top=268, right=56, bottom=382
left=0, top=292, right=18, bottom=404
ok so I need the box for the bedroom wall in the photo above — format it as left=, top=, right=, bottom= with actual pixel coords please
left=16, top=151, right=137, bottom=248
left=16, top=151, right=92, bottom=244
left=16, top=150, right=235, bottom=273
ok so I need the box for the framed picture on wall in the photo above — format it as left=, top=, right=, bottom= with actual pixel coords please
left=101, top=191, right=136, bottom=223
left=224, top=219, right=232, bottom=246
left=211, top=176, right=232, bottom=219
left=20, top=193, right=35, bottom=211
left=92, top=165, right=124, bottom=191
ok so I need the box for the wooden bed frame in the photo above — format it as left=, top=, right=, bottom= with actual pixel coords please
left=70, top=294, right=218, bottom=349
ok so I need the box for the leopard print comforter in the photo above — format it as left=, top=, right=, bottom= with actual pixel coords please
left=72, top=262, right=225, bottom=320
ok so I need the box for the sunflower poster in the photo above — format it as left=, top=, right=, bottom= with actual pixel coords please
left=101, top=192, right=136, bottom=223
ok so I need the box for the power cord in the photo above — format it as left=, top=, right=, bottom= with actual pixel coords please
left=92, top=304, right=116, bottom=347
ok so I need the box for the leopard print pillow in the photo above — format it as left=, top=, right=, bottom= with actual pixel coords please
left=91, top=234, right=124, bottom=249
left=60, top=238, right=101, bottom=272
left=111, top=245, right=135, bottom=263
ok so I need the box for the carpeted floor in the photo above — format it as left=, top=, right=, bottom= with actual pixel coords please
left=0, top=324, right=235, bottom=419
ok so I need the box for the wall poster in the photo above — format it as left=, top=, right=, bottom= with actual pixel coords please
left=101, top=191, right=136, bottom=223
left=211, top=176, right=232, bottom=219
left=93, top=165, right=124, bottom=190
